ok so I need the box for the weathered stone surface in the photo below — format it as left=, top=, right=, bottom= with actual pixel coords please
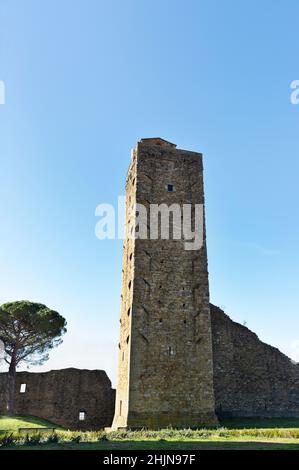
left=0, top=368, right=115, bottom=430
left=211, top=304, right=299, bottom=418
left=112, top=138, right=217, bottom=429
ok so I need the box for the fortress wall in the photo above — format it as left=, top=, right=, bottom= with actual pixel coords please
left=1, top=309, right=298, bottom=428
left=0, top=368, right=115, bottom=430
left=210, top=304, right=299, bottom=418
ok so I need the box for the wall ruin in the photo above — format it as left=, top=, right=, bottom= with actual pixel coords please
left=1, top=305, right=298, bottom=429
left=211, top=304, right=299, bottom=418
left=0, top=368, right=115, bottom=430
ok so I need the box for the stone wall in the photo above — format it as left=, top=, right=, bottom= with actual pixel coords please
left=0, top=368, right=115, bottom=430
left=112, top=146, right=137, bottom=428
left=1, top=307, right=298, bottom=428
left=210, top=304, right=299, bottom=418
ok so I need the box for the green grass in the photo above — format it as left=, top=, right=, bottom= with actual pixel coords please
left=1, top=416, right=299, bottom=450
left=221, top=417, right=299, bottom=429
left=3, top=440, right=299, bottom=450
left=0, top=415, right=62, bottom=432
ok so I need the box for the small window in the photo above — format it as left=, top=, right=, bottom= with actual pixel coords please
left=168, top=346, right=175, bottom=357
left=79, top=411, right=86, bottom=421
left=127, top=308, right=131, bottom=316
left=128, top=281, right=132, bottom=289
left=126, top=335, right=130, bottom=344
left=167, top=184, right=174, bottom=192
left=20, top=384, right=26, bottom=393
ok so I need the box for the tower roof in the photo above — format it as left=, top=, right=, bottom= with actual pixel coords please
left=139, top=137, right=177, bottom=148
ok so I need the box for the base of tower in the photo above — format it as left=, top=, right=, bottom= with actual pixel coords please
left=111, top=411, right=218, bottom=430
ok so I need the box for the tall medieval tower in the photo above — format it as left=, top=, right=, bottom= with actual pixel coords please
left=112, top=138, right=217, bottom=429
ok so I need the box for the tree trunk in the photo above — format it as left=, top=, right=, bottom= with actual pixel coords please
left=7, top=355, right=16, bottom=415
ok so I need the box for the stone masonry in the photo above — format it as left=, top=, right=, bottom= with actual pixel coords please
left=0, top=368, right=115, bottom=430
left=210, top=305, right=299, bottom=418
left=112, top=138, right=217, bottom=429
left=0, top=308, right=298, bottom=429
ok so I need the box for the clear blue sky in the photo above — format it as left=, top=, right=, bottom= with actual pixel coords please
left=0, top=0, right=299, bottom=385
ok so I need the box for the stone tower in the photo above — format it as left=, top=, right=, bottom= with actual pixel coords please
left=112, top=138, right=217, bottom=429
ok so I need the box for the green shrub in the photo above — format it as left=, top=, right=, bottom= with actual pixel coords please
left=46, top=432, right=59, bottom=443
left=0, top=433, right=15, bottom=447
left=25, top=432, right=42, bottom=446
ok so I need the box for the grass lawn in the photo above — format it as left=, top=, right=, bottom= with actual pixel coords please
left=221, top=417, right=299, bottom=429
left=1, top=416, right=299, bottom=450
left=0, top=415, right=62, bottom=432
left=2, top=438, right=299, bottom=451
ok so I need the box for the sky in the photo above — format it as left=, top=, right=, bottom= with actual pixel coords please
left=0, top=0, right=299, bottom=386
